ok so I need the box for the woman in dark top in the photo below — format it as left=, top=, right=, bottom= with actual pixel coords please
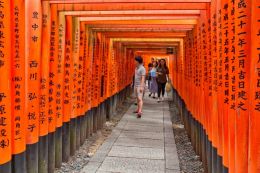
left=156, top=59, right=169, bottom=102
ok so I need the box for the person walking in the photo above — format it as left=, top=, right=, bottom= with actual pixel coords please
left=156, top=59, right=169, bottom=102
left=147, top=63, right=153, bottom=96
left=149, top=61, right=158, bottom=98
left=133, top=56, right=146, bottom=118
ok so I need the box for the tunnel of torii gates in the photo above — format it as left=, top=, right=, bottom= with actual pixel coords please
left=0, top=0, right=259, bottom=173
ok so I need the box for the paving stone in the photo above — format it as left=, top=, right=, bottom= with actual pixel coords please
left=96, top=171, right=113, bottom=173
left=98, top=157, right=165, bottom=173
left=108, top=146, right=164, bottom=160
left=164, top=129, right=174, bottom=135
left=80, top=161, right=102, bottom=173
left=165, top=169, right=180, bottom=173
left=165, top=144, right=179, bottom=170
left=126, top=122, right=164, bottom=128
left=165, top=142, right=177, bottom=148
left=119, top=131, right=164, bottom=140
left=97, top=141, right=114, bottom=152
left=166, top=160, right=180, bottom=171
left=114, top=137, right=164, bottom=148
left=164, top=114, right=171, bottom=119
left=165, top=132, right=175, bottom=139
left=123, top=124, right=164, bottom=132
left=90, top=152, right=107, bottom=163
left=124, top=115, right=163, bottom=121
left=164, top=119, right=172, bottom=126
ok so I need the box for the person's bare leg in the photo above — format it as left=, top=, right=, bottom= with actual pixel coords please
left=137, top=97, right=141, bottom=113
left=138, top=97, right=143, bottom=113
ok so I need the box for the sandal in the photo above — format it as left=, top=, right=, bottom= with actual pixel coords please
left=137, top=112, right=142, bottom=118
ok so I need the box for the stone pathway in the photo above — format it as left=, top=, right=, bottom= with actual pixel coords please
left=81, top=96, right=180, bottom=173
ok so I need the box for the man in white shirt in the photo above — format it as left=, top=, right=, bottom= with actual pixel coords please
left=133, top=56, right=146, bottom=118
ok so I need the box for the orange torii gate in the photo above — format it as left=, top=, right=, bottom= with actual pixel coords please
left=1, top=1, right=260, bottom=173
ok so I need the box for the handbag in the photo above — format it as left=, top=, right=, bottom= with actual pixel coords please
left=166, top=82, right=172, bottom=93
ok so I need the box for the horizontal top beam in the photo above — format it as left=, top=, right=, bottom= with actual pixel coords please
left=134, top=50, right=169, bottom=54
left=92, top=28, right=192, bottom=32
left=123, top=42, right=179, bottom=46
left=88, top=24, right=194, bottom=29
left=91, top=28, right=191, bottom=32
left=78, top=16, right=199, bottom=21
left=55, top=3, right=208, bottom=10
left=80, top=19, right=197, bottom=25
left=111, top=38, right=182, bottom=42
left=49, top=0, right=211, bottom=3
left=102, top=32, right=186, bottom=38
left=126, top=46, right=178, bottom=49
left=64, top=10, right=201, bottom=15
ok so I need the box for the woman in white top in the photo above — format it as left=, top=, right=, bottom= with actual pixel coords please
left=149, top=61, right=158, bottom=98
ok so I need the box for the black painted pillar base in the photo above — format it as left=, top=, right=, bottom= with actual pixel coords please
left=48, top=132, right=55, bottom=173
left=97, top=106, right=101, bottom=130
left=207, top=140, right=212, bottom=173
left=216, top=155, right=223, bottom=173
left=76, top=117, right=81, bottom=150
left=89, top=110, right=93, bottom=135
left=26, top=143, right=39, bottom=173
left=201, top=130, right=206, bottom=172
left=0, top=161, right=11, bottom=173
left=105, top=99, right=109, bottom=120
left=93, top=107, right=98, bottom=133
left=108, top=97, right=113, bottom=120
left=12, top=152, right=26, bottom=173
left=86, top=111, right=90, bottom=138
left=101, top=102, right=106, bottom=128
left=212, top=147, right=218, bottom=173
left=111, top=96, right=115, bottom=115
left=39, top=135, right=48, bottom=173
left=70, top=118, right=76, bottom=156
left=223, top=166, right=228, bottom=173
left=55, top=127, right=62, bottom=168
left=62, top=122, right=70, bottom=162
left=80, top=115, right=87, bottom=146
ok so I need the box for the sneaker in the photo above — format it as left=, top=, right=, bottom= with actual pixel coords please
left=157, top=98, right=160, bottom=102
left=137, top=112, right=142, bottom=118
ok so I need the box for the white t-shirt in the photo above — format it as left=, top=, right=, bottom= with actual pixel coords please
left=134, top=64, right=146, bottom=87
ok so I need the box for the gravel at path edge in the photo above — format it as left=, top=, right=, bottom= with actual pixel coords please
left=169, top=101, right=205, bottom=173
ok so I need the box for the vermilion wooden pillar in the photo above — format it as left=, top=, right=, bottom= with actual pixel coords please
left=10, top=1, right=26, bottom=173
left=221, top=0, right=230, bottom=171
left=0, top=1, right=11, bottom=173
left=62, top=15, right=73, bottom=163
left=248, top=1, right=260, bottom=172
left=234, top=0, right=251, bottom=172
left=227, top=0, right=236, bottom=172
left=210, top=0, right=219, bottom=172
left=216, top=0, right=224, bottom=171
left=39, top=1, right=50, bottom=173
left=25, top=0, right=42, bottom=172
left=48, top=4, right=58, bottom=173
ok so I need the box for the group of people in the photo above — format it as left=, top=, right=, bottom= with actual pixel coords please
left=147, top=58, right=169, bottom=102
left=133, top=56, right=169, bottom=118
